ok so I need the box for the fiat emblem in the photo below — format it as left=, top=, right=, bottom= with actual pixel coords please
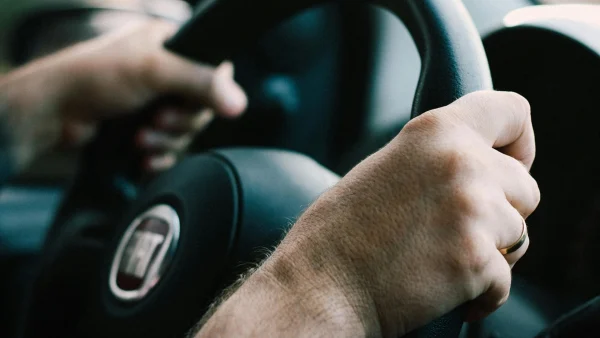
left=109, top=204, right=180, bottom=302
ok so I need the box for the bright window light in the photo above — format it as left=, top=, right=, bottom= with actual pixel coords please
left=504, top=4, right=600, bottom=27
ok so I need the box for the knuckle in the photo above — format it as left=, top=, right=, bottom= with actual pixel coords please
left=527, top=176, right=541, bottom=214
left=449, top=183, right=497, bottom=226
left=505, top=155, right=528, bottom=173
left=463, top=90, right=496, bottom=101
left=504, top=158, right=540, bottom=216
left=448, top=228, right=490, bottom=279
left=401, top=111, right=446, bottom=137
left=462, top=90, right=529, bottom=112
left=449, top=183, right=480, bottom=217
left=453, top=90, right=495, bottom=110
left=502, top=92, right=532, bottom=132
left=520, top=173, right=541, bottom=216
left=438, top=147, right=480, bottom=181
left=504, top=91, right=531, bottom=115
left=443, top=185, right=499, bottom=280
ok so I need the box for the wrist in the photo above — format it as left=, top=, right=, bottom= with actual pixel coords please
left=263, top=249, right=376, bottom=335
left=275, top=220, right=383, bottom=334
left=277, top=194, right=411, bottom=337
left=0, top=56, right=72, bottom=170
left=198, top=236, right=380, bottom=337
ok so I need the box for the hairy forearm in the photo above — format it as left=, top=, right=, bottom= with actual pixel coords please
left=193, top=238, right=379, bottom=337
left=0, top=51, right=78, bottom=171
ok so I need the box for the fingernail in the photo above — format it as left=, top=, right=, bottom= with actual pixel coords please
left=192, top=109, right=215, bottom=131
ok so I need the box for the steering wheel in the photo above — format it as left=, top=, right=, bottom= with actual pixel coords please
left=19, top=0, right=492, bottom=337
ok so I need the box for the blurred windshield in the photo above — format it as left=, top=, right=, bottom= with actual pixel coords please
left=541, top=0, right=600, bottom=3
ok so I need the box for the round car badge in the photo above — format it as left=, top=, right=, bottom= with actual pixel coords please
left=109, top=204, right=180, bottom=302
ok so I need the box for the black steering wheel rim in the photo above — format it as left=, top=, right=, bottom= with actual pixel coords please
left=21, top=1, right=492, bottom=337
left=164, top=3, right=492, bottom=334
left=167, top=0, right=492, bottom=117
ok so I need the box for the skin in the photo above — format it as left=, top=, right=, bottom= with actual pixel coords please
left=0, top=17, right=540, bottom=338
left=195, top=91, right=540, bottom=337
left=0, top=20, right=247, bottom=173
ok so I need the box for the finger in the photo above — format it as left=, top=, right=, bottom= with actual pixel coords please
left=493, top=201, right=529, bottom=266
left=146, top=20, right=179, bottom=42
left=151, top=49, right=248, bottom=118
left=136, top=128, right=192, bottom=152
left=447, top=91, right=535, bottom=169
left=491, top=151, right=541, bottom=218
left=506, top=229, right=529, bottom=269
left=465, top=250, right=512, bottom=322
left=155, top=108, right=215, bottom=133
left=482, top=195, right=529, bottom=265
left=144, top=153, right=177, bottom=173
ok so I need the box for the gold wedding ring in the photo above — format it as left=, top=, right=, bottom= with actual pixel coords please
left=500, top=218, right=528, bottom=255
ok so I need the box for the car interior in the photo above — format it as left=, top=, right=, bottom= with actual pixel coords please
left=0, top=0, right=598, bottom=337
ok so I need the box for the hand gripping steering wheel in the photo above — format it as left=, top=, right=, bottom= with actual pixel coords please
left=23, top=0, right=492, bottom=337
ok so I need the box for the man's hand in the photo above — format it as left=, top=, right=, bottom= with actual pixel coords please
left=196, top=91, right=539, bottom=337
left=0, top=20, right=247, bottom=173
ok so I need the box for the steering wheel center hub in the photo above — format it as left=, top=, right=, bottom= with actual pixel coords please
left=109, top=204, right=180, bottom=302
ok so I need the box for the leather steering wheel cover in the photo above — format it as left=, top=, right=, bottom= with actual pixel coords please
left=165, top=1, right=491, bottom=337
left=31, top=0, right=493, bottom=337
left=81, top=155, right=240, bottom=337
left=81, top=150, right=342, bottom=338
left=211, top=148, right=340, bottom=271
left=165, top=0, right=492, bottom=115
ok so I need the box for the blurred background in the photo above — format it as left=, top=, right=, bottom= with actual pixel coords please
left=0, top=0, right=596, bottom=184
left=0, top=1, right=192, bottom=70
left=0, top=0, right=540, bottom=182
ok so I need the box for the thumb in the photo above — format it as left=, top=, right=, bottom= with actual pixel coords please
left=210, top=61, right=248, bottom=118
left=152, top=42, right=247, bottom=118
left=447, top=91, right=535, bottom=170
